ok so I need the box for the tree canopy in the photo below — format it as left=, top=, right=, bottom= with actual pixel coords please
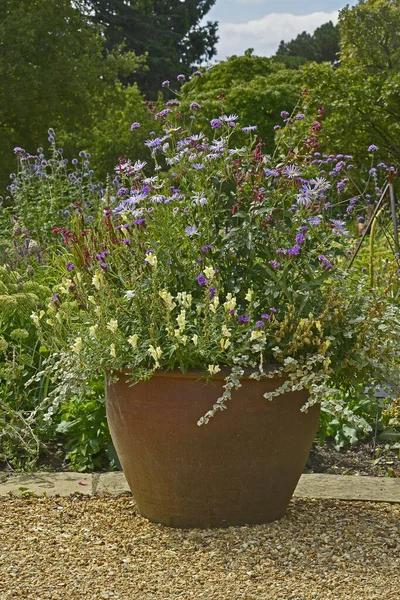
left=0, top=0, right=146, bottom=193
left=275, top=21, right=340, bottom=66
left=82, top=0, right=219, bottom=98
left=300, top=0, right=400, bottom=167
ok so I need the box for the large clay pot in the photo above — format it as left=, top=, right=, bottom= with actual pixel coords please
left=105, top=368, right=320, bottom=528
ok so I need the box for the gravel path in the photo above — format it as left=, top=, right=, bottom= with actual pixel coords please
left=1, top=495, right=399, bottom=600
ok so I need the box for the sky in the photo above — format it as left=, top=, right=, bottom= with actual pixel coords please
left=204, top=0, right=358, bottom=61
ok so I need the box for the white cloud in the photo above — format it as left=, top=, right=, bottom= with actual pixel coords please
left=215, top=11, right=339, bottom=60
left=236, top=0, right=266, bottom=4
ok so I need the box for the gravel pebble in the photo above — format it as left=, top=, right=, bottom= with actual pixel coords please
left=0, top=495, right=399, bottom=599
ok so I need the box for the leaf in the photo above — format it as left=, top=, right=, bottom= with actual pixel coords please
left=56, top=419, right=79, bottom=434
left=378, top=428, right=400, bottom=441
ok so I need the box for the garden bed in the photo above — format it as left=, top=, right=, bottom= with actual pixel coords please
left=307, top=440, right=400, bottom=477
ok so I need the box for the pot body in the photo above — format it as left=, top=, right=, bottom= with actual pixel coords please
left=105, top=369, right=320, bottom=529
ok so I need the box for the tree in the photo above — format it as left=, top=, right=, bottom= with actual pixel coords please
left=180, top=53, right=303, bottom=155
left=82, top=0, right=219, bottom=98
left=300, top=0, right=400, bottom=167
left=276, top=21, right=340, bottom=65
left=0, top=0, right=145, bottom=193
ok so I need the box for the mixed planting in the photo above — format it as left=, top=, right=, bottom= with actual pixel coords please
left=1, top=0, right=400, bottom=471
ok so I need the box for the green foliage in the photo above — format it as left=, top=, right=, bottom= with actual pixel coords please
left=60, top=83, right=158, bottom=181
left=276, top=21, right=340, bottom=65
left=0, top=258, right=56, bottom=467
left=180, top=55, right=303, bottom=155
left=300, top=0, right=400, bottom=168
left=83, top=0, right=219, bottom=98
left=55, top=387, right=118, bottom=472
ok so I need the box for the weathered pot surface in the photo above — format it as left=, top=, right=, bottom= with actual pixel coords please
left=105, top=367, right=320, bottom=529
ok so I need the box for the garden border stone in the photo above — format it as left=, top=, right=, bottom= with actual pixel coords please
left=0, top=472, right=399, bottom=503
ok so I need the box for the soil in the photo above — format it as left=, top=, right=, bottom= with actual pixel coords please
left=306, top=439, right=400, bottom=477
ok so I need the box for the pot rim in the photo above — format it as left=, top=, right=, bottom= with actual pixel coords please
left=107, top=363, right=285, bottom=383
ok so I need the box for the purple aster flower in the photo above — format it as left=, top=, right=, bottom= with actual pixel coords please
left=130, top=122, right=141, bottom=130
left=162, top=80, right=170, bottom=87
left=190, top=102, right=202, bottom=110
left=283, top=164, right=301, bottom=178
left=295, top=184, right=314, bottom=207
left=265, top=168, right=279, bottom=177
left=197, top=273, right=209, bottom=286
left=261, top=314, right=270, bottom=320
left=155, top=108, right=172, bottom=120
left=256, top=321, right=265, bottom=328
left=177, top=74, right=186, bottom=81
left=185, top=225, right=198, bottom=237
left=330, top=219, right=349, bottom=236
left=346, top=206, right=354, bottom=214
left=144, top=137, right=163, bottom=149
left=300, top=226, right=308, bottom=232
left=296, top=114, right=305, bottom=120
left=192, top=163, right=205, bottom=170
left=210, top=118, right=223, bottom=129
left=368, top=144, right=378, bottom=152
left=66, top=263, right=74, bottom=272
left=308, top=216, right=322, bottom=226
left=269, top=260, right=281, bottom=269
left=242, top=125, right=258, bottom=132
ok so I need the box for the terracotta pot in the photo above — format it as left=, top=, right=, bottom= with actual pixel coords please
left=105, top=368, right=320, bottom=529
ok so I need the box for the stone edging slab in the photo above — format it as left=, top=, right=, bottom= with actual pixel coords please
left=0, top=472, right=399, bottom=503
